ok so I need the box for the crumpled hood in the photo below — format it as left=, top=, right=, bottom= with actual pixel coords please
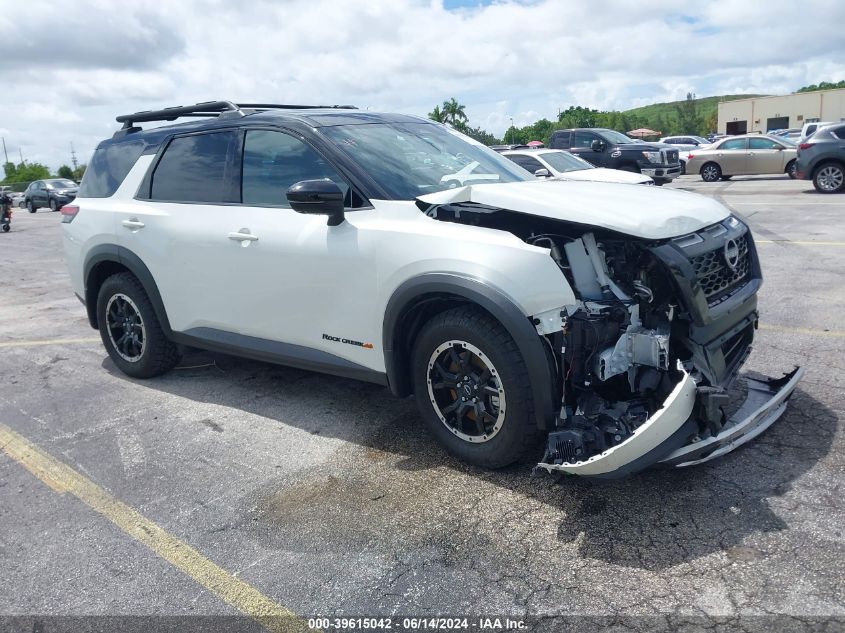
left=416, top=179, right=730, bottom=240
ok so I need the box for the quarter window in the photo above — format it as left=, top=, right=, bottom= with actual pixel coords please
left=151, top=131, right=239, bottom=203
left=241, top=130, right=349, bottom=207
left=79, top=140, right=145, bottom=198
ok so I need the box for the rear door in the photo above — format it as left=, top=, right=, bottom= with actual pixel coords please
left=714, top=137, right=748, bottom=174
left=747, top=137, right=787, bottom=174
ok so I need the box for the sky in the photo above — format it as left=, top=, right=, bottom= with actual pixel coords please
left=1, top=0, right=844, bottom=175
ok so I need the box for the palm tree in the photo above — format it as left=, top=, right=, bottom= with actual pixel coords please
left=428, top=105, right=446, bottom=123
left=441, top=98, right=468, bottom=126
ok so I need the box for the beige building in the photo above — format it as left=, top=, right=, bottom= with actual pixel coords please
left=717, top=88, right=845, bottom=134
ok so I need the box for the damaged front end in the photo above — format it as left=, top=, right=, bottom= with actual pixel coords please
left=422, top=199, right=802, bottom=478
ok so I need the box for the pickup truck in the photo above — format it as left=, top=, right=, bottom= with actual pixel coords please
left=550, top=128, right=681, bottom=185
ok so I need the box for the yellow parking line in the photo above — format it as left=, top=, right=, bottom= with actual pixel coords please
left=0, top=337, right=101, bottom=348
left=756, top=240, right=845, bottom=246
left=0, top=422, right=309, bottom=633
left=758, top=323, right=845, bottom=338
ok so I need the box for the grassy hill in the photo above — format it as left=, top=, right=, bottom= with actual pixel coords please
left=621, top=94, right=766, bottom=133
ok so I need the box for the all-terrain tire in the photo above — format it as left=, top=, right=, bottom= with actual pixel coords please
left=411, top=306, right=539, bottom=468
left=96, top=272, right=181, bottom=378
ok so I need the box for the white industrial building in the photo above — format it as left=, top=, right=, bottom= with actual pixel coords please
left=717, top=88, right=845, bottom=134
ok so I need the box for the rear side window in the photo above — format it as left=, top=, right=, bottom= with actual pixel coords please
left=151, top=131, right=239, bottom=203
left=241, top=130, right=349, bottom=207
left=831, top=125, right=845, bottom=140
left=720, top=138, right=747, bottom=150
left=78, top=141, right=144, bottom=198
left=550, top=131, right=570, bottom=149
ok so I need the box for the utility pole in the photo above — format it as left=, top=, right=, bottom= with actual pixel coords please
left=19, top=148, right=24, bottom=165
left=1, top=137, right=7, bottom=164
left=70, top=142, right=78, bottom=170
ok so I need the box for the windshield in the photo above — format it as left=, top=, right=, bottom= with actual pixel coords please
left=321, top=122, right=532, bottom=200
left=598, top=129, right=637, bottom=144
left=47, top=179, right=76, bottom=188
left=538, top=150, right=594, bottom=172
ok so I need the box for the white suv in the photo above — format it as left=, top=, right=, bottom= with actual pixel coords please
left=62, top=101, right=802, bottom=478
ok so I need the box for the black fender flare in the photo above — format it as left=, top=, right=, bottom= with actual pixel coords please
left=83, top=244, right=173, bottom=336
left=383, top=273, right=556, bottom=430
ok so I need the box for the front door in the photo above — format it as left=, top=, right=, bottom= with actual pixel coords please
left=747, top=137, right=787, bottom=174
left=570, top=131, right=606, bottom=166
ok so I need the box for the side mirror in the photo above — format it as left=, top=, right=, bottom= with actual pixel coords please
left=590, top=139, right=605, bottom=152
left=286, top=179, right=345, bottom=226
left=534, top=168, right=551, bottom=178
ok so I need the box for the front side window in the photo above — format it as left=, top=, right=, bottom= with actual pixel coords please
left=539, top=150, right=594, bottom=172
left=571, top=131, right=599, bottom=148
left=242, top=130, right=349, bottom=207
left=321, top=122, right=530, bottom=200
left=720, top=138, right=748, bottom=150
left=151, top=130, right=239, bottom=203
left=749, top=138, right=780, bottom=150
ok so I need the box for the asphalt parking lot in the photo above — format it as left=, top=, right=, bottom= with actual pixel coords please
left=1, top=175, right=843, bottom=632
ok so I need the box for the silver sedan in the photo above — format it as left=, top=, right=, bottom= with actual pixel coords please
left=685, top=134, right=798, bottom=182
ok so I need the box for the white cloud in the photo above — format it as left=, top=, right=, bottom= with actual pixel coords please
left=0, top=0, right=843, bottom=173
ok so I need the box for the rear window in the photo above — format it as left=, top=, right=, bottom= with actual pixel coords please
left=77, top=141, right=144, bottom=198
left=150, top=131, right=239, bottom=203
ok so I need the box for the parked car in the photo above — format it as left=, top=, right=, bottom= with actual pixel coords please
left=24, top=178, right=79, bottom=212
left=796, top=122, right=845, bottom=193
left=658, top=136, right=712, bottom=175
left=11, top=191, right=26, bottom=208
left=489, top=144, right=529, bottom=152
left=685, top=134, right=798, bottom=182
left=63, top=100, right=801, bottom=479
left=800, top=121, right=835, bottom=141
left=549, top=128, right=680, bottom=185
left=503, top=148, right=653, bottom=184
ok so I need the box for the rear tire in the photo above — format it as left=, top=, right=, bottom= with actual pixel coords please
left=411, top=306, right=539, bottom=468
left=27, top=200, right=35, bottom=213
left=700, top=163, right=721, bottom=182
left=786, top=160, right=797, bottom=179
left=96, top=272, right=181, bottom=378
left=812, top=162, right=845, bottom=193
left=1, top=224, right=9, bottom=233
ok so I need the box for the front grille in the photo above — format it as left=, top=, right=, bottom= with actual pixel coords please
left=691, top=233, right=751, bottom=305
left=722, top=322, right=754, bottom=375
left=663, top=149, right=679, bottom=164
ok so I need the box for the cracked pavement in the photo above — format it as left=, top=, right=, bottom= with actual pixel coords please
left=0, top=175, right=843, bottom=631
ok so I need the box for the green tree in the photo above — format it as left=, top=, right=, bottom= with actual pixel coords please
left=428, top=105, right=445, bottom=123
left=1, top=161, right=50, bottom=185
left=441, top=97, right=468, bottom=126
left=57, top=165, right=74, bottom=179
left=72, top=164, right=87, bottom=181
left=796, top=80, right=845, bottom=93
left=557, top=106, right=600, bottom=128
left=676, top=92, right=702, bottom=135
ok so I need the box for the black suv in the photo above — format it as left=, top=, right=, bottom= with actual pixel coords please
left=24, top=178, right=79, bottom=213
left=796, top=122, right=845, bottom=193
left=549, top=128, right=681, bottom=185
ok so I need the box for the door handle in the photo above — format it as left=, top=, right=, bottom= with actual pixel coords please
left=121, top=218, right=145, bottom=230
left=228, top=231, right=259, bottom=242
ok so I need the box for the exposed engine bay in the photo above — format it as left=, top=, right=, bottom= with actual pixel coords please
left=422, top=200, right=803, bottom=478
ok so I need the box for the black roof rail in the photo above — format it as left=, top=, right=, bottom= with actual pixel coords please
left=115, top=101, right=358, bottom=129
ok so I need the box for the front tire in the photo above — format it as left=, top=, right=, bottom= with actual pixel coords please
left=49, top=199, right=58, bottom=212
left=96, top=273, right=181, bottom=378
left=411, top=307, right=538, bottom=468
left=813, top=162, right=845, bottom=193
left=700, top=162, right=722, bottom=182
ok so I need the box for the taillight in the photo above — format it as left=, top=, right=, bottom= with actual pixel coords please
left=60, top=204, right=80, bottom=223
left=687, top=153, right=694, bottom=160
left=798, top=143, right=812, bottom=150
